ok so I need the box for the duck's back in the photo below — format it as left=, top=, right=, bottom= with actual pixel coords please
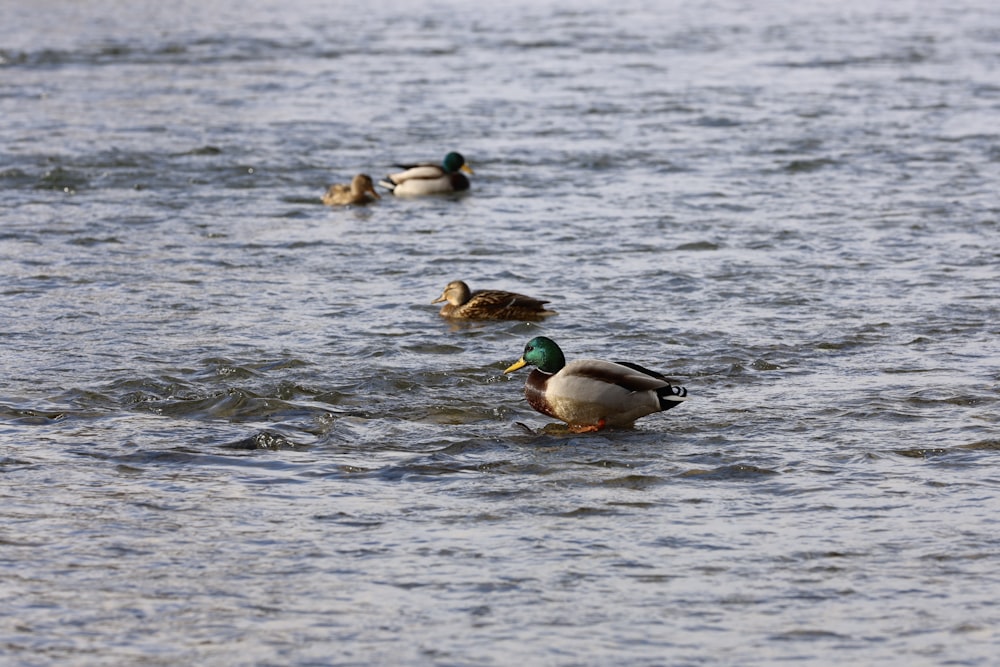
left=388, top=164, right=445, bottom=183
left=321, top=184, right=352, bottom=205
left=452, top=289, right=553, bottom=320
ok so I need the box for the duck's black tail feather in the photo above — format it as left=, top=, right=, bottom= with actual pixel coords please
left=655, top=384, right=688, bottom=411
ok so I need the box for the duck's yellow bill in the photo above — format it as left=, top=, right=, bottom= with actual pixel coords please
left=504, top=357, right=527, bottom=374
left=461, top=164, right=475, bottom=175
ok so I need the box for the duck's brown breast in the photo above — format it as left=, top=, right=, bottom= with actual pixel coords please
left=525, top=369, right=557, bottom=418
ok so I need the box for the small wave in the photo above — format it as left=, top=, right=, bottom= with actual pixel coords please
left=36, top=166, right=88, bottom=192
left=784, top=158, right=838, bottom=173
left=680, top=464, right=779, bottom=480
left=221, top=430, right=304, bottom=450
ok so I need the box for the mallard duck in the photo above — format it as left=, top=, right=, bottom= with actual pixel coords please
left=432, top=280, right=556, bottom=321
left=504, top=336, right=688, bottom=432
left=379, top=152, right=473, bottom=196
left=321, top=173, right=381, bottom=206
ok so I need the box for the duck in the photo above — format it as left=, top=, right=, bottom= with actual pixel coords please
left=321, top=173, right=381, bottom=206
left=432, top=280, right=556, bottom=321
left=379, top=152, right=473, bottom=196
left=503, top=336, right=688, bottom=432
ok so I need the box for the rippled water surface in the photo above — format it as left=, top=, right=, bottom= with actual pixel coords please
left=2, top=0, right=1000, bottom=664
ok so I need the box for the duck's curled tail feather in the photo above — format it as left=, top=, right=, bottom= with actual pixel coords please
left=656, top=384, right=687, bottom=411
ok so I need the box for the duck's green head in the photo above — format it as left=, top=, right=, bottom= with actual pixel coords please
left=443, top=152, right=474, bottom=175
left=504, top=336, right=566, bottom=375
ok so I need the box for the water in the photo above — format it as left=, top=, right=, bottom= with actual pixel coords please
left=2, top=0, right=999, bottom=664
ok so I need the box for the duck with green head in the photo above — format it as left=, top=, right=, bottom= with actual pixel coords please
left=504, top=336, right=688, bottom=432
left=379, top=151, right=473, bottom=196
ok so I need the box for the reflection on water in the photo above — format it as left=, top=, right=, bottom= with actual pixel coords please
left=2, top=0, right=999, bottom=664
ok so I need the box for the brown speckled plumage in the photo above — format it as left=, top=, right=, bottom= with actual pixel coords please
left=321, top=174, right=380, bottom=206
left=431, top=280, right=556, bottom=321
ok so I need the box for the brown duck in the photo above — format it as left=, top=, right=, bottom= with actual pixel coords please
left=321, top=174, right=381, bottom=206
left=431, top=280, right=556, bottom=321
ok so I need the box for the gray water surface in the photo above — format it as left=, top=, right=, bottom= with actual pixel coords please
left=2, top=0, right=999, bottom=665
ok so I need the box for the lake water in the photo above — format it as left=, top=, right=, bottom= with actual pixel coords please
left=2, top=0, right=999, bottom=664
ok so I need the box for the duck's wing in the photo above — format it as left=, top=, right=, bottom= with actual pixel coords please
left=564, top=360, right=669, bottom=393
left=463, top=290, right=554, bottom=319
left=394, top=160, right=437, bottom=170
left=385, top=164, right=446, bottom=184
left=610, top=361, right=688, bottom=409
left=473, top=290, right=548, bottom=309
left=321, top=183, right=352, bottom=205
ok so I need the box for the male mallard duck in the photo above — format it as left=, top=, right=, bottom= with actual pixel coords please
left=379, top=152, right=473, bottom=196
left=432, top=280, right=555, bottom=321
left=321, top=173, right=381, bottom=206
left=504, top=336, right=688, bottom=432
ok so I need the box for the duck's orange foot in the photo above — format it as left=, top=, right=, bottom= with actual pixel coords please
left=568, top=418, right=607, bottom=433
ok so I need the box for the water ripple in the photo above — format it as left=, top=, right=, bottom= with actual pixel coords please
left=2, top=0, right=1000, bottom=665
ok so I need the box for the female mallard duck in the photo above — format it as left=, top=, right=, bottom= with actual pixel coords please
left=321, top=173, right=381, bottom=206
left=504, top=336, right=688, bottom=432
left=432, top=280, right=555, bottom=321
left=379, top=152, right=473, bottom=196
